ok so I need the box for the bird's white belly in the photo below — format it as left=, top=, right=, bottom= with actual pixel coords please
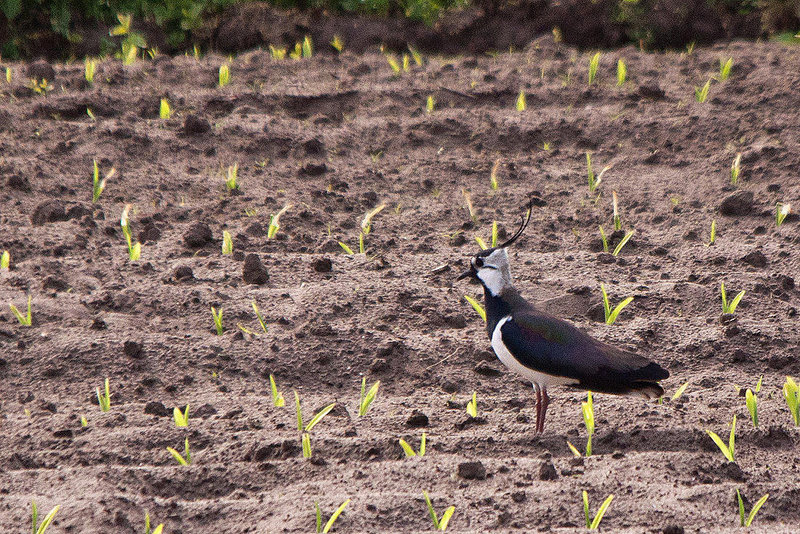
left=491, top=316, right=579, bottom=387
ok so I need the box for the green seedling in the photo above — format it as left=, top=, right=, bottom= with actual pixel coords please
left=736, top=490, right=768, bottom=527
left=516, top=90, right=526, bottom=111
left=612, top=191, right=622, bottom=230
left=110, top=13, right=147, bottom=65
left=361, top=204, right=386, bottom=234
left=269, top=45, right=287, bottom=59
left=426, top=95, right=435, bottom=113
left=399, top=432, right=427, bottom=457
left=315, top=499, right=350, bottom=533
left=225, top=163, right=239, bottom=190
left=695, top=79, right=711, bottom=103
left=386, top=55, right=401, bottom=74
left=462, top=189, right=477, bottom=223
left=31, top=502, right=60, bottom=534
left=466, top=391, right=478, bottom=418
left=269, top=374, right=285, bottom=407
left=358, top=232, right=365, bottom=254
left=686, top=41, right=696, bottom=54
left=339, top=242, right=354, bottom=255
left=566, top=441, right=582, bottom=457
left=330, top=35, right=344, bottom=52
left=1, top=249, right=9, bottom=269
left=599, top=226, right=609, bottom=253
left=612, top=230, right=634, bottom=256
left=92, top=159, right=115, bottom=202
left=252, top=300, right=268, bottom=334
left=721, top=282, right=745, bottom=314
left=166, top=437, right=191, bottom=465
left=96, top=378, right=111, bottom=412
left=490, top=159, right=500, bottom=190
left=491, top=221, right=499, bottom=247
left=144, top=512, right=164, bottom=534
left=28, top=78, right=52, bottom=95
left=218, top=64, right=230, bottom=87
left=402, top=54, right=410, bottom=72
left=672, top=381, right=689, bottom=401
left=475, top=236, right=488, bottom=250
left=408, top=45, right=423, bottom=66
left=616, top=58, right=626, bottom=86
left=588, top=52, right=600, bottom=85
left=295, top=391, right=336, bottom=458
left=302, top=35, right=313, bottom=58
left=268, top=204, right=291, bottom=238
left=87, top=108, right=96, bottom=120
left=463, top=295, right=486, bottom=322
left=5, top=67, right=10, bottom=83
left=719, top=57, right=733, bottom=81
left=601, top=284, right=633, bottom=325
left=289, top=42, right=302, bottom=59
left=222, top=230, right=233, bottom=255
left=582, top=391, right=595, bottom=456
left=731, top=153, right=742, bottom=185
left=211, top=307, right=223, bottom=335
left=583, top=491, right=614, bottom=530
left=120, top=205, right=141, bottom=260
left=783, top=376, right=799, bottom=425
left=80, top=416, right=88, bottom=427
left=9, top=295, right=32, bottom=326
left=706, top=414, right=736, bottom=462
left=586, top=153, right=611, bottom=194
left=423, top=491, right=455, bottom=531
left=359, top=377, right=380, bottom=416
left=745, top=389, right=758, bottom=428
left=709, top=219, right=717, bottom=245
left=174, top=404, right=189, bottom=427
left=85, top=58, right=96, bottom=84
left=159, top=98, right=171, bottom=119
left=776, top=203, right=791, bottom=227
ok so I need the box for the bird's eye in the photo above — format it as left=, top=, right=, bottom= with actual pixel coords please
left=474, top=257, right=484, bottom=268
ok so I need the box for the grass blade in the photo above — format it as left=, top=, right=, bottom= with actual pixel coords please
left=746, top=493, right=769, bottom=527
left=323, top=499, right=350, bottom=533
left=306, top=403, right=336, bottom=431
left=590, top=494, right=614, bottom=529
left=463, top=295, right=486, bottom=322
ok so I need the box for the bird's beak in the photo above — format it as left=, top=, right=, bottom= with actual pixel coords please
left=457, top=267, right=476, bottom=281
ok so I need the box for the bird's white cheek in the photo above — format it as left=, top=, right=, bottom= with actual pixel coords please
left=477, top=269, right=504, bottom=296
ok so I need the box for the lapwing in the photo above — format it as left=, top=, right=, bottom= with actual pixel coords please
left=457, top=203, right=669, bottom=433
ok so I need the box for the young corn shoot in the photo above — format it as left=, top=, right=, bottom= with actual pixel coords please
left=408, top=45, right=423, bottom=66
left=358, top=232, right=365, bottom=254
left=1, top=249, right=9, bottom=269
left=144, top=512, right=165, bottom=534
left=9, top=295, right=32, bottom=326
left=709, top=219, right=717, bottom=245
left=737, top=490, right=768, bottom=527
left=166, top=437, right=191, bottom=465
left=92, top=159, right=115, bottom=202
left=159, top=98, right=171, bottom=119
left=358, top=377, right=380, bottom=416
left=81, top=416, right=88, bottom=427
left=330, top=35, right=344, bottom=52
left=211, top=306, right=223, bottom=335
left=269, top=374, right=285, bottom=407
left=315, top=499, right=350, bottom=533
left=96, top=378, right=111, bottom=412
left=706, top=414, right=736, bottom=462
left=302, top=35, right=313, bottom=58
left=269, top=45, right=287, bottom=59
left=672, top=381, right=689, bottom=401
left=225, top=163, right=239, bottom=191
left=490, top=159, right=500, bottom=191
left=776, top=202, right=791, bottom=227
left=583, top=491, right=614, bottom=530
left=338, top=242, right=355, bottom=255
left=616, top=58, right=626, bottom=86
left=222, top=230, right=233, bottom=255
left=695, top=79, right=711, bottom=103
left=85, top=58, right=96, bottom=84
left=426, top=95, right=435, bottom=113
left=31, top=502, right=60, bottom=534
left=586, top=153, right=610, bottom=194
left=612, top=191, right=622, bottom=230
left=491, top=221, right=499, bottom=247
left=289, top=42, right=302, bottom=59
left=463, top=295, right=486, bottom=322
left=423, top=491, right=455, bottom=531
left=599, top=226, right=609, bottom=253
left=386, top=55, right=401, bottom=74
left=252, top=300, right=268, bottom=333
left=588, top=52, right=600, bottom=85
left=783, top=376, right=800, bottom=426
left=601, top=284, right=633, bottom=325
left=612, top=230, right=634, bottom=256
left=462, top=189, right=477, bottom=223
left=268, top=204, right=292, bottom=238
left=402, top=54, right=410, bottom=72
left=582, top=391, right=595, bottom=456
left=516, top=90, right=526, bottom=111
left=731, top=153, right=742, bottom=185
left=120, top=205, right=141, bottom=260
left=295, top=391, right=336, bottom=458
left=745, top=389, right=758, bottom=428
left=174, top=404, right=189, bottom=427
left=721, top=282, right=745, bottom=314
left=218, top=64, right=230, bottom=87
left=466, top=391, right=478, bottom=418
left=5, top=66, right=10, bottom=83
left=361, top=204, right=386, bottom=234
left=399, top=432, right=427, bottom=457
left=719, top=57, right=733, bottom=81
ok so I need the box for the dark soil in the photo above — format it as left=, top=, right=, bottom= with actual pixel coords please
left=1, top=38, right=800, bottom=533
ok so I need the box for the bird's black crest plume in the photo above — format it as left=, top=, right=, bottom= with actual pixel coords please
left=499, top=200, right=533, bottom=249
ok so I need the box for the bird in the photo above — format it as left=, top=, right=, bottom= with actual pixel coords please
left=457, top=203, right=669, bottom=433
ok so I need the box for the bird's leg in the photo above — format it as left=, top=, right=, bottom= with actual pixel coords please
left=540, top=388, right=550, bottom=434
left=532, top=383, right=542, bottom=434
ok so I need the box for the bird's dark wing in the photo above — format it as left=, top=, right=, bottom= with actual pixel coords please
left=500, top=308, right=669, bottom=394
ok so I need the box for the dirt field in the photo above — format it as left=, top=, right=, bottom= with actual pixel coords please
left=1, top=38, right=799, bottom=533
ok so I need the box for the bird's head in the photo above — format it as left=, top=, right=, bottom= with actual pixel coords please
left=457, top=202, right=532, bottom=296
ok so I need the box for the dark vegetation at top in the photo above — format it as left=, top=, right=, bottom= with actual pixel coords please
left=0, top=0, right=798, bottom=59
